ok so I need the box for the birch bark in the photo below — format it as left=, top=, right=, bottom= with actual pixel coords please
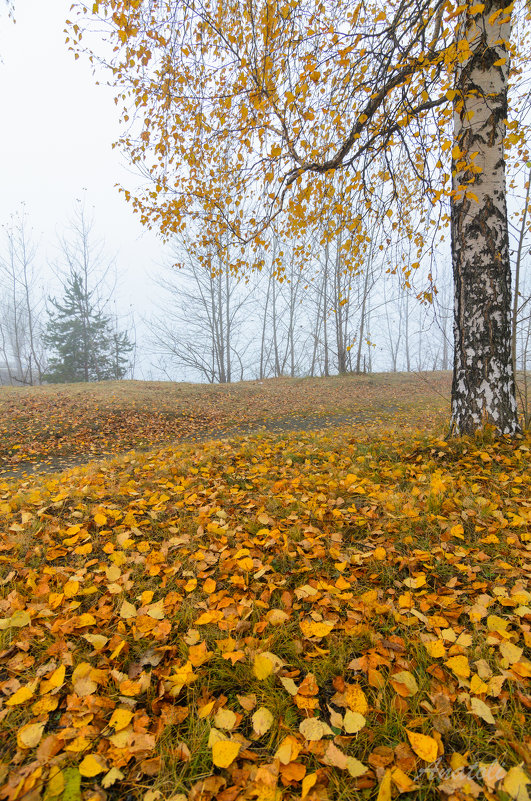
left=451, top=0, right=519, bottom=434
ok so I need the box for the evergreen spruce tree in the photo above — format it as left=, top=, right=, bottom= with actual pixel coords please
left=43, top=271, right=133, bottom=383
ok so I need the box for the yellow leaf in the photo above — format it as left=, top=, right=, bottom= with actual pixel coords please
left=72, top=662, right=98, bottom=696
left=106, top=564, right=121, bottom=582
left=346, top=757, right=368, bottom=778
left=406, top=730, right=438, bottom=763
left=343, top=710, right=366, bottom=733
left=83, top=634, right=108, bottom=651
left=445, top=654, right=470, bottom=679
left=252, top=706, right=274, bottom=736
left=499, top=641, right=523, bottom=665
left=214, top=707, right=238, bottom=730
left=302, top=773, right=317, bottom=799
left=146, top=600, right=165, bottom=619
left=45, top=767, right=65, bottom=798
left=390, top=670, right=418, bottom=697
left=120, top=600, right=137, bottom=619
left=300, top=619, right=334, bottom=639
left=487, top=614, right=509, bottom=633
left=40, top=665, right=66, bottom=694
left=403, top=574, right=426, bottom=589
left=469, top=697, right=495, bottom=724
left=64, top=580, right=79, bottom=598
left=169, top=661, right=196, bottom=693
left=189, top=641, right=211, bottom=667
left=203, top=577, right=216, bottom=594
left=211, top=739, right=241, bottom=768
left=6, top=685, right=34, bottom=706
left=198, top=700, right=215, bottom=718
left=102, top=768, right=125, bottom=789
left=109, top=708, right=134, bottom=731
left=470, top=674, right=489, bottom=694
left=377, top=770, right=392, bottom=801
left=373, top=547, right=386, bottom=561
left=195, top=610, right=222, bottom=625
left=74, top=613, right=96, bottom=628
left=391, top=767, right=418, bottom=793
left=280, top=676, right=298, bottom=695
left=79, top=754, right=106, bottom=777
left=425, top=640, right=446, bottom=659
left=110, top=639, right=126, bottom=659
left=17, top=721, right=45, bottom=749
left=32, top=695, right=59, bottom=714
left=119, top=679, right=142, bottom=696
left=253, top=653, right=274, bottom=680
left=345, top=684, right=369, bottom=715
left=266, top=608, right=289, bottom=626
left=503, top=766, right=531, bottom=800
left=9, top=610, right=31, bottom=627
left=94, top=513, right=107, bottom=527
left=108, top=725, right=133, bottom=748
left=275, top=734, right=301, bottom=765
left=299, top=717, right=333, bottom=741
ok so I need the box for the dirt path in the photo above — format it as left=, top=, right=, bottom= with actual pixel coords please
left=0, top=408, right=396, bottom=480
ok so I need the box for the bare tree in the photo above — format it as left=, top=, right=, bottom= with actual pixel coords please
left=150, top=238, right=251, bottom=383
left=0, top=209, right=46, bottom=385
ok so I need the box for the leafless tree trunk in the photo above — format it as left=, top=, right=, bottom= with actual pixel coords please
left=0, top=209, right=46, bottom=385
left=149, top=236, right=250, bottom=382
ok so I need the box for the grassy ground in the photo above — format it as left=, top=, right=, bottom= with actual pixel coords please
left=0, top=373, right=530, bottom=801
left=0, top=372, right=450, bottom=475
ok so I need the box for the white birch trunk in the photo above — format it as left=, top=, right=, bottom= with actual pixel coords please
left=451, top=0, right=519, bottom=434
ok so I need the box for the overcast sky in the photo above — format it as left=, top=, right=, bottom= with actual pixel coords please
left=0, top=0, right=165, bottom=372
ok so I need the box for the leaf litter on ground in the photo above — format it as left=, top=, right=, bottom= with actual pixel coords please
left=0, top=380, right=530, bottom=801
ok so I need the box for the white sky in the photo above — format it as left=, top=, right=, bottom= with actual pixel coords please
left=0, top=0, right=165, bottom=373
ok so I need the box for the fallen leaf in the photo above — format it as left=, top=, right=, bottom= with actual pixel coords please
left=299, top=717, right=333, bottom=741
left=390, top=670, right=418, bottom=697
left=211, top=739, right=241, bottom=768
left=301, top=773, right=318, bottom=799
left=17, top=721, right=45, bottom=749
left=252, top=706, right=274, bottom=736
left=6, top=685, right=34, bottom=706
left=109, top=708, right=134, bottom=731
left=101, top=768, right=125, bottom=788
left=345, top=684, right=369, bottom=715
left=253, top=653, right=274, bottom=680
left=343, top=710, right=366, bottom=733
left=445, top=654, right=470, bottom=679
left=406, top=730, right=438, bottom=763
left=377, top=769, right=392, bottom=801
left=79, top=754, right=106, bottom=777
left=469, top=697, right=496, bottom=724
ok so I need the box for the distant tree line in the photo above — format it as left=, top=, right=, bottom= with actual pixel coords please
left=1, top=193, right=529, bottom=416
left=0, top=201, right=134, bottom=386
left=148, top=194, right=530, bottom=394
left=149, top=226, right=455, bottom=383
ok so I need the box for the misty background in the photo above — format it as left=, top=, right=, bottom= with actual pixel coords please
left=0, top=1, right=529, bottom=386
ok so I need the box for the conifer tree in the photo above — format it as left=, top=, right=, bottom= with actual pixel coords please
left=43, top=271, right=133, bottom=383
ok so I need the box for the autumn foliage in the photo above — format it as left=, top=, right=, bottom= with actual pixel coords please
left=0, top=376, right=530, bottom=801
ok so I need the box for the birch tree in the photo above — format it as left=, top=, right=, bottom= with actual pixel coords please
left=72, top=0, right=531, bottom=434
left=0, top=211, right=46, bottom=385
left=149, top=238, right=250, bottom=382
